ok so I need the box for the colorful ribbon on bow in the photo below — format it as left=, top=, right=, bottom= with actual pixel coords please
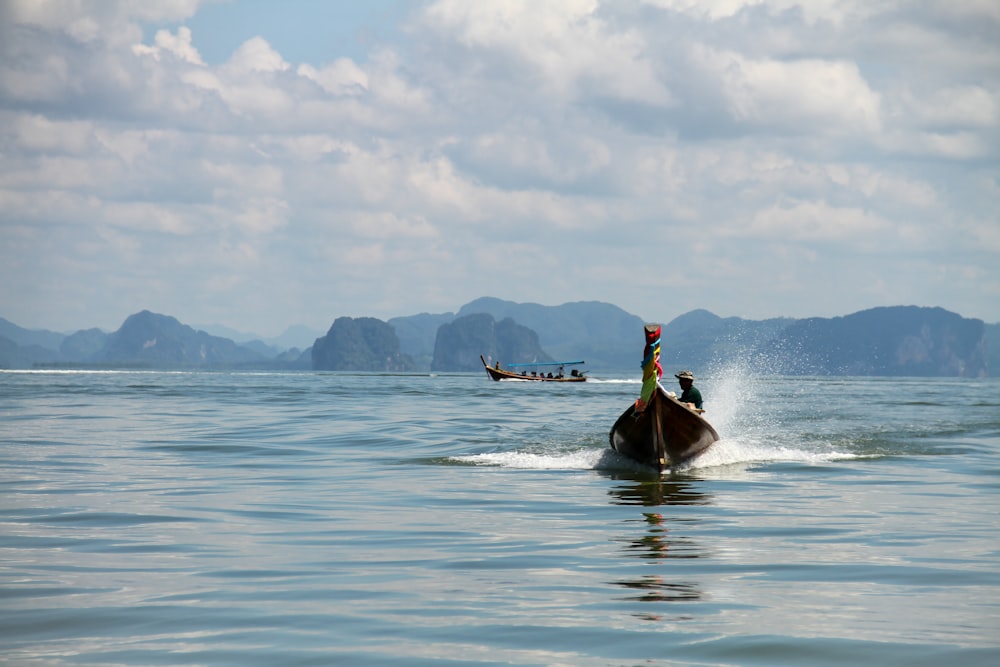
left=636, top=324, right=662, bottom=411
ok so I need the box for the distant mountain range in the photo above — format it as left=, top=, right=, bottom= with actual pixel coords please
left=0, top=311, right=311, bottom=370
left=1, top=299, right=994, bottom=377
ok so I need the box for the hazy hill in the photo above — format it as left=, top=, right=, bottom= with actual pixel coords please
left=60, top=328, right=108, bottom=362
left=0, top=316, right=66, bottom=350
left=389, top=297, right=643, bottom=371
left=196, top=322, right=323, bottom=351
left=658, top=309, right=795, bottom=372
left=312, top=317, right=414, bottom=372
left=431, top=314, right=551, bottom=372
left=0, top=335, right=58, bottom=367
left=96, top=311, right=266, bottom=367
left=768, top=306, right=987, bottom=376
left=987, top=323, right=1000, bottom=375
left=413, top=302, right=987, bottom=377
left=0, top=303, right=993, bottom=376
left=457, top=297, right=643, bottom=369
left=0, top=312, right=308, bottom=369
left=388, top=311, right=455, bottom=369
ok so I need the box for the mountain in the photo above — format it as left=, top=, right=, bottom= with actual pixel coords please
left=431, top=313, right=551, bottom=372
left=388, top=297, right=643, bottom=371
left=196, top=322, right=323, bottom=351
left=456, top=297, right=644, bottom=369
left=767, top=306, right=986, bottom=376
left=194, top=322, right=261, bottom=343
left=0, top=303, right=993, bottom=376
left=987, top=323, right=1000, bottom=375
left=96, top=311, right=266, bottom=367
left=0, top=312, right=312, bottom=369
left=60, top=328, right=109, bottom=362
left=388, top=311, right=455, bottom=369
left=656, top=307, right=987, bottom=377
left=270, top=324, right=324, bottom=351
left=0, top=335, right=59, bottom=368
left=0, top=316, right=67, bottom=350
left=312, top=316, right=415, bottom=371
left=658, top=309, right=796, bottom=372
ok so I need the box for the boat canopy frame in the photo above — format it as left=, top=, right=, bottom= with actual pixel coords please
left=505, top=360, right=585, bottom=368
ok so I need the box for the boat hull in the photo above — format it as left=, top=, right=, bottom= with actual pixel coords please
left=609, top=384, right=719, bottom=471
left=480, top=356, right=586, bottom=382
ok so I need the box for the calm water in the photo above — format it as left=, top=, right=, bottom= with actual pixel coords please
left=1, top=369, right=998, bottom=666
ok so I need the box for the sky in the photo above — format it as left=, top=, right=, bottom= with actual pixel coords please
left=1, top=0, right=998, bottom=337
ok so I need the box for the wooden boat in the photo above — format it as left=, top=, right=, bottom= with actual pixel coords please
left=480, top=355, right=587, bottom=382
left=608, top=382, right=719, bottom=471
left=608, top=323, right=718, bottom=471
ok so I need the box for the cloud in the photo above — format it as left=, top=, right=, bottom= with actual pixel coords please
left=0, top=0, right=997, bottom=333
left=133, top=26, right=205, bottom=65
left=421, top=0, right=672, bottom=107
left=298, top=59, right=370, bottom=96
left=747, top=199, right=888, bottom=245
left=699, top=49, right=882, bottom=134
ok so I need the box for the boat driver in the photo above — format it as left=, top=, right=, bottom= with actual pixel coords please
left=675, top=371, right=704, bottom=411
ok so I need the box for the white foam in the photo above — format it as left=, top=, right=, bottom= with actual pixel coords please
left=455, top=449, right=608, bottom=470
left=684, top=438, right=858, bottom=470
left=452, top=439, right=857, bottom=473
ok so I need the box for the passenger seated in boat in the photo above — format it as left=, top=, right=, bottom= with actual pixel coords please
left=675, top=371, right=703, bottom=411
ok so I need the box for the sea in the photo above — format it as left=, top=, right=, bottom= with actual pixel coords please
left=1, top=368, right=998, bottom=667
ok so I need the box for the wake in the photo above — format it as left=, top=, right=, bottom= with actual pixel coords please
left=450, top=438, right=857, bottom=473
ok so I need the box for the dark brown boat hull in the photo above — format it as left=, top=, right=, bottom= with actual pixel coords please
left=609, top=384, right=719, bottom=471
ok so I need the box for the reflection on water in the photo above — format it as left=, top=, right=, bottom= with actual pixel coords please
left=605, top=474, right=713, bottom=507
left=619, top=511, right=706, bottom=560
left=618, top=575, right=701, bottom=603
left=607, top=476, right=710, bottom=615
left=619, top=574, right=701, bottom=621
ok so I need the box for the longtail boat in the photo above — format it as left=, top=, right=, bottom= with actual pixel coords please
left=480, top=355, right=587, bottom=382
left=608, top=324, right=719, bottom=471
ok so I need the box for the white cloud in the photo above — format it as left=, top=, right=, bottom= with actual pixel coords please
left=0, top=0, right=997, bottom=333
left=644, top=0, right=876, bottom=25
left=132, top=26, right=204, bottom=65
left=2, top=0, right=203, bottom=28
left=350, top=212, right=439, bottom=240
left=298, top=59, right=369, bottom=95
left=202, top=161, right=285, bottom=200
left=913, top=86, right=998, bottom=130
left=231, top=197, right=289, bottom=236
left=694, top=47, right=881, bottom=133
left=9, top=114, right=94, bottom=154
left=419, top=0, right=672, bottom=106
left=747, top=199, right=888, bottom=244
left=223, top=36, right=290, bottom=75
left=101, top=201, right=199, bottom=236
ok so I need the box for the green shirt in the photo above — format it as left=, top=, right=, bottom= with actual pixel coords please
left=679, top=386, right=703, bottom=410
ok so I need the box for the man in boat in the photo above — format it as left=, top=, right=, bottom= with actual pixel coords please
left=675, top=371, right=703, bottom=411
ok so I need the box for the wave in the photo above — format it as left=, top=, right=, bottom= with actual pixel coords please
left=449, top=437, right=858, bottom=474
